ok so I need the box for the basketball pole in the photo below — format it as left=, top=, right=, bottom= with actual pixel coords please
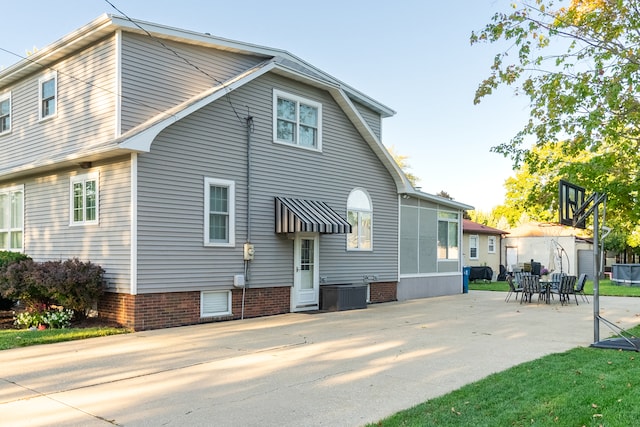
left=593, top=199, right=600, bottom=343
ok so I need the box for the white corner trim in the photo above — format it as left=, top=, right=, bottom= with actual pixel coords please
left=130, top=152, right=138, bottom=295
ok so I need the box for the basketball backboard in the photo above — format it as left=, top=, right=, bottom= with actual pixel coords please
left=559, top=179, right=586, bottom=229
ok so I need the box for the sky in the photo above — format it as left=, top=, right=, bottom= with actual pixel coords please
left=0, top=0, right=531, bottom=211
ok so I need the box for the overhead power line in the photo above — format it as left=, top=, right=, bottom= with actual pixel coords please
left=103, top=0, right=247, bottom=124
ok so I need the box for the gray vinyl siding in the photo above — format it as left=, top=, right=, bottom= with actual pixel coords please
left=136, top=103, right=248, bottom=293
left=352, top=100, right=382, bottom=140
left=22, top=156, right=131, bottom=292
left=119, top=33, right=267, bottom=133
left=135, top=73, right=398, bottom=293
left=0, top=37, right=116, bottom=173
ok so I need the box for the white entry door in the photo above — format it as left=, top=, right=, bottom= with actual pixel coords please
left=506, top=246, right=518, bottom=272
left=291, top=233, right=319, bottom=312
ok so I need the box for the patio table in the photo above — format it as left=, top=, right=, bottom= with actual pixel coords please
left=539, top=280, right=556, bottom=304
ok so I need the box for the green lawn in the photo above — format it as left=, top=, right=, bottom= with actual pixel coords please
left=370, top=324, right=640, bottom=426
left=0, top=326, right=129, bottom=350
left=469, top=278, right=640, bottom=297
left=372, top=280, right=640, bottom=426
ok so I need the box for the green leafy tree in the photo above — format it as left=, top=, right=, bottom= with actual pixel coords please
left=436, top=190, right=452, bottom=200
left=472, top=0, right=640, bottom=248
left=386, top=145, right=420, bottom=188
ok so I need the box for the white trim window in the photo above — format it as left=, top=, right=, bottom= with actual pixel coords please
left=347, top=188, right=372, bottom=250
left=201, top=290, right=232, bottom=317
left=273, top=89, right=322, bottom=150
left=469, top=235, right=479, bottom=260
left=0, top=185, right=24, bottom=251
left=437, top=211, right=459, bottom=260
left=39, top=71, right=57, bottom=120
left=204, top=178, right=235, bottom=247
left=0, top=92, right=11, bottom=135
left=70, top=172, right=99, bottom=226
left=488, top=236, right=497, bottom=254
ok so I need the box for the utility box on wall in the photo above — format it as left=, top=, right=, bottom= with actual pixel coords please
left=321, top=284, right=367, bottom=311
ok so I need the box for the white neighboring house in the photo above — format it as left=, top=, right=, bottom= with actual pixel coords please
left=502, top=222, right=593, bottom=277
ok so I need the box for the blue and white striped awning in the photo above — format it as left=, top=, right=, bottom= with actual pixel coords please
left=275, top=197, right=352, bottom=234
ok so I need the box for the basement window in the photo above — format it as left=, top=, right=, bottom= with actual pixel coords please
left=201, top=291, right=232, bottom=317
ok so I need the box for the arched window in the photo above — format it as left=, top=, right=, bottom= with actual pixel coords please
left=347, top=188, right=372, bottom=250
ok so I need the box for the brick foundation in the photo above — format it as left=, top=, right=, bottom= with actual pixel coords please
left=98, top=282, right=395, bottom=331
left=369, top=281, right=397, bottom=303
left=99, top=286, right=291, bottom=331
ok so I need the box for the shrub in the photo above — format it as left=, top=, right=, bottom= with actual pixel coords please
left=0, top=251, right=30, bottom=269
left=0, top=258, right=53, bottom=309
left=0, top=251, right=31, bottom=309
left=0, top=256, right=106, bottom=319
left=38, top=259, right=106, bottom=319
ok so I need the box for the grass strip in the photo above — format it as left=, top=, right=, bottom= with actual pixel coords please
left=0, top=327, right=129, bottom=350
left=370, top=325, right=640, bottom=426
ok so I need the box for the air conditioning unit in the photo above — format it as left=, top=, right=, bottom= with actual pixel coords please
left=320, top=284, right=367, bottom=311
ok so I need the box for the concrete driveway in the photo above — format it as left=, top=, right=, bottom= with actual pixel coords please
left=1, top=291, right=639, bottom=427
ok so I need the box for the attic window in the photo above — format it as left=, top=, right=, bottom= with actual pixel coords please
left=0, top=92, right=11, bottom=134
left=273, top=89, right=322, bottom=151
left=39, top=71, right=57, bottom=120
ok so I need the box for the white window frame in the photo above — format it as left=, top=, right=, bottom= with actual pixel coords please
left=204, top=177, right=235, bottom=247
left=70, top=172, right=99, bottom=226
left=437, top=211, right=459, bottom=260
left=273, top=89, right=322, bottom=151
left=0, top=92, right=11, bottom=135
left=201, top=290, right=232, bottom=317
left=347, top=188, right=373, bottom=251
left=38, top=71, right=57, bottom=121
left=488, top=236, right=497, bottom=254
left=469, top=235, right=479, bottom=260
left=0, top=185, right=24, bottom=252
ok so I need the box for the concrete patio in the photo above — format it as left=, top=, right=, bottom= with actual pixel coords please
left=1, top=291, right=638, bottom=426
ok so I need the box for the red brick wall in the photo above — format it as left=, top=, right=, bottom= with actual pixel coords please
left=369, top=281, right=397, bottom=303
left=231, top=286, right=290, bottom=318
left=134, top=292, right=201, bottom=330
left=99, top=286, right=291, bottom=331
left=99, top=293, right=136, bottom=329
left=98, top=283, right=395, bottom=331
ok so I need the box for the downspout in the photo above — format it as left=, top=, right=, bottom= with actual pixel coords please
left=246, top=114, right=253, bottom=249
left=242, top=114, right=254, bottom=320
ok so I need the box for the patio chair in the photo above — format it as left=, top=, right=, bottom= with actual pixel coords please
left=513, top=271, right=531, bottom=287
left=553, top=275, right=578, bottom=305
left=505, top=275, right=523, bottom=302
left=574, top=274, right=589, bottom=303
left=520, top=274, right=541, bottom=304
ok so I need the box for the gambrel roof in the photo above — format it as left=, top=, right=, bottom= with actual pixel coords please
left=0, top=14, right=417, bottom=193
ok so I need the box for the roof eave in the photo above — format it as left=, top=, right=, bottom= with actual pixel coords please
left=1, top=14, right=394, bottom=117
left=404, top=190, right=475, bottom=211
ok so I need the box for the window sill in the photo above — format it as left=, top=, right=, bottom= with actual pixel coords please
left=204, top=242, right=235, bottom=248
left=38, top=114, right=57, bottom=123
left=69, top=221, right=99, bottom=227
left=273, top=140, right=322, bottom=153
